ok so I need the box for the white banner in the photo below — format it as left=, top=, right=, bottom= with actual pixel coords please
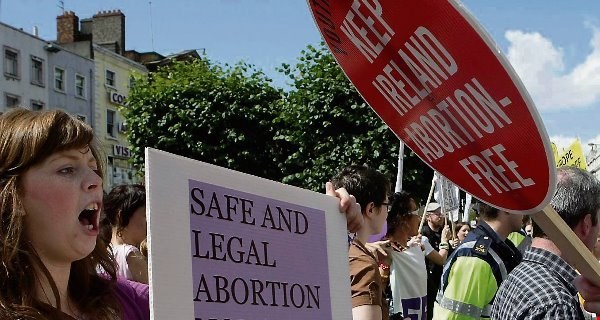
left=145, top=148, right=350, bottom=319
left=434, top=172, right=460, bottom=220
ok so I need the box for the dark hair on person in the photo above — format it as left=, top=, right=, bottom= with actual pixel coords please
left=479, top=203, right=500, bottom=220
left=0, top=108, right=120, bottom=319
left=386, top=191, right=417, bottom=237
left=101, top=184, right=146, bottom=243
left=331, top=165, right=390, bottom=214
left=531, top=219, right=544, bottom=238
left=552, top=166, right=600, bottom=229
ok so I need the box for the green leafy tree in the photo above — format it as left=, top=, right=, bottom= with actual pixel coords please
left=124, top=46, right=432, bottom=199
left=276, top=43, right=433, bottom=198
left=124, top=58, right=285, bottom=180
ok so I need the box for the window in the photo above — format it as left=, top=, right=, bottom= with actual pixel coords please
left=31, top=56, right=44, bottom=86
left=54, top=67, right=65, bottom=92
left=106, top=70, right=115, bottom=87
left=75, top=74, right=86, bottom=98
left=107, top=109, right=116, bottom=137
left=31, top=100, right=44, bottom=111
left=5, top=93, right=20, bottom=108
left=4, top=47, right=19, bottom=78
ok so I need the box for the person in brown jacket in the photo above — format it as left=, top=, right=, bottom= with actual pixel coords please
left=332, top=165, right=391, bottom=320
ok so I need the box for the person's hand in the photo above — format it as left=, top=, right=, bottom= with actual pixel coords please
left=451, top=238, right=460, bottom=248
left=366, top=240, right=392, bottom=257
left=366, top=240, right=392, bottom=266
left=575, top=275, right=600, bottom=313
left=325, top=182, right=363, bottom=233
left=407, top=235, right=422, bottom=248
left=441, top=225, right=452, bottom=242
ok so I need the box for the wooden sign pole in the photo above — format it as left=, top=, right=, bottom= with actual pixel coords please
left=419, top=175, right=437, bottom=234
left=533, top=205, right=600, bottom=286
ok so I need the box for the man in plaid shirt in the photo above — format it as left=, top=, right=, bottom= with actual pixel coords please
left=491, top=166, right=600, bottom=319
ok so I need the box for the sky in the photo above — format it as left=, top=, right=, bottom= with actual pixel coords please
left=2, top=0, right=599, bottom=157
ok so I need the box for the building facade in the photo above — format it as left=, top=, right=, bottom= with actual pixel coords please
left=0, top=22, right=47, bottom=113
left=92, top=44, right=146, bottom=188
left=46, top=43, right=95, bottom=124
left=56, top=10, right=148, bottom=191
left=1, top=21, right=95, bottom=122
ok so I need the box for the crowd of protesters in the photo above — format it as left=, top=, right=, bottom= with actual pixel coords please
left=1, top=107, right=600, bottom=320
left=341, top=164, right=600, bottom=320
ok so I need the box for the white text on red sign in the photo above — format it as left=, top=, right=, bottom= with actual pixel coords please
left=338, top=0, right=536, bottom=197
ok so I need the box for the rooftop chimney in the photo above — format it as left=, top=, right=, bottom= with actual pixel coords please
left=56, top=11, right=79, bottom=44
left=92, top=9, right=126, bottom=54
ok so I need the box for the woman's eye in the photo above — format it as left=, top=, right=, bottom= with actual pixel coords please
left=58, top=167, right=75, bottom=174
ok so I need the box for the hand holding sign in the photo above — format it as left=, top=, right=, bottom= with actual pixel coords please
left=325, top=181, right=363, bottom=233
left=307, top=0, right=600, bottom=284
left=576, top=275, right=600, bottom=313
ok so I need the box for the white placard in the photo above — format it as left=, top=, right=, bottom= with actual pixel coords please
left=145, top=148, right=351, bottom=319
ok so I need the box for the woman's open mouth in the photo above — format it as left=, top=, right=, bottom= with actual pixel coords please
left=78, top=203, right=99, bottom=232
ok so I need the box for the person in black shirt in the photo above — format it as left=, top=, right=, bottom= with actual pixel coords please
left=420, top=202, right=451, bottom=320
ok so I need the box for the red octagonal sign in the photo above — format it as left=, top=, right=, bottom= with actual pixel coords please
left=308, top=0, right=556, bottom=213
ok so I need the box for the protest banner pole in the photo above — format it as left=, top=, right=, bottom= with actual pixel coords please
left=395, top=141, right=405, bottom=193
left=440, top=182, right=447, bottom=229
left=533, top=206, right=600, bottom=286
left=462, top=193, right=473, bottom=223
left=449, top=207, right=456, bottom=243
left=418, top=175, right=437, bottom=234
left=451, top=216, right=456, bottom=242
left=450, top=189, right=457, bottom=241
